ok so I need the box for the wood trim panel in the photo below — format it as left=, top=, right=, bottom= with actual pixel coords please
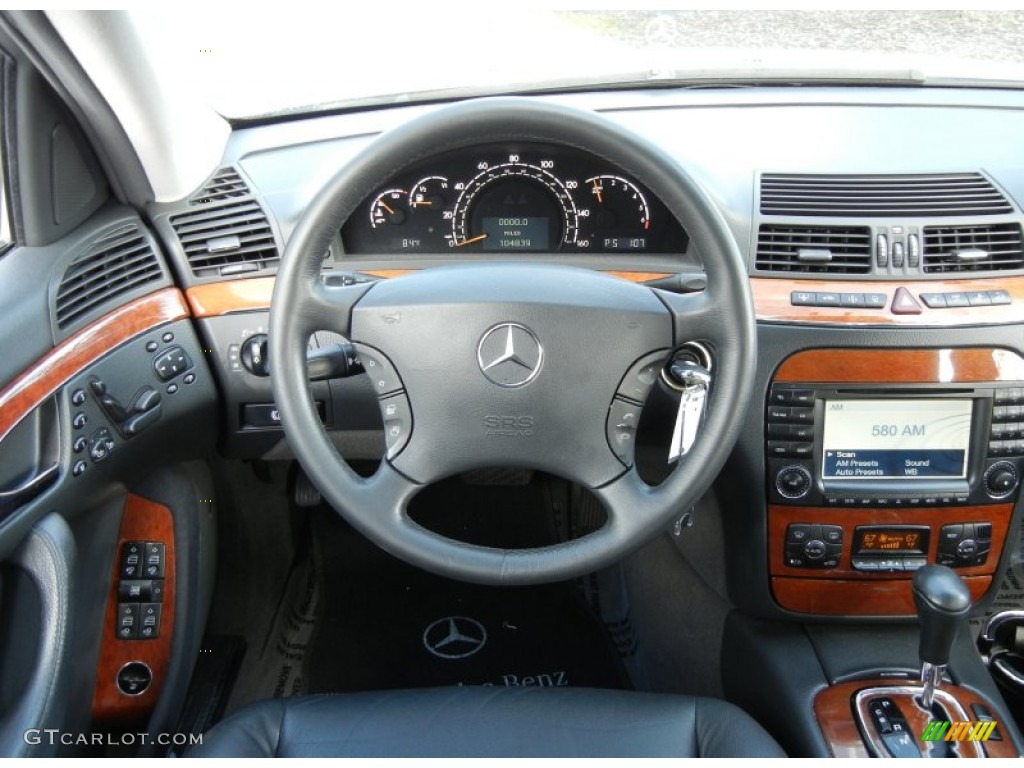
left=815, top=678, right=1018, bottom=757
left=774, top=347, right=1024, bottom=383
left=0, top=289, right=189, bottom=444
left=769, top=504, right=1011, bottom=581
left=769, top=504, right=1007, bottom=615
left=772, top=575, right=991, bottom=617
left=359, top=269, right=671, bottom=284
left=752, top=275, right=1024, bottom=326
left=92, top=494, right=176, bottom=726
left=185, top=271, right=672, bottom=318
left=185, top=276, right=275, bottom=317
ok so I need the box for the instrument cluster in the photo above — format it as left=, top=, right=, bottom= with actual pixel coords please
left=341, top=142, right=688, bottom=255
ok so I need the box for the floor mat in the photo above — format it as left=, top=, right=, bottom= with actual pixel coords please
left=304, top=476, right=630, bottom=693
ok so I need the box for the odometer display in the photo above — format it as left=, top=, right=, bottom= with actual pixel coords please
left=481, top=216, right=549, bottom=251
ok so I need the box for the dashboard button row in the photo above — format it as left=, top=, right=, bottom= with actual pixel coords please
left=852, top=556, right=927, bottom=572
left=919, top=289, right=1011, bottom=309
left=790, top=291, right=887, bottom=309
left=825, top=495, right=969, bottom=507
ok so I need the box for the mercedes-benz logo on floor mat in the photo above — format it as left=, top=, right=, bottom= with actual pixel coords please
left=422, top=616, right=488, bottom=660
left=477, top=323, right=543, bottom=388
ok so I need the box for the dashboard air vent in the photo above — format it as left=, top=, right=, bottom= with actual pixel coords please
left=189, top=167, right=250, bottom=204
left=922, top=223, right=1024, bottom=274
left=756, top=224, right=871, bottom=274
left=760, top=173, right=1012, bottom=217
left=170, top=199, right=279, bottom=278
left=55, top=225, right=162, bottom=329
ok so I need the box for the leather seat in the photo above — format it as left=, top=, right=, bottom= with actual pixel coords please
left=189, top=687, right=786, bottom=758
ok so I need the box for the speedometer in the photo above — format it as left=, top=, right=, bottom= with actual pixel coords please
left=449, top=160, right=578, bottom=251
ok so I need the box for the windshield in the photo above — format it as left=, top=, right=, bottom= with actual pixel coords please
left=125, top=9, right=1024, bottom=119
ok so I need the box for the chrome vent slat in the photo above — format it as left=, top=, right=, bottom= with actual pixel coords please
left=761, top=172, right=1012, bottom=216
left=55, top=229, right=162, bottom=329
left=171, top=191, right=280, bottom=278
left=755, top=224, right=872, bottom=274
left=922, top=223, right=1024, bottom=274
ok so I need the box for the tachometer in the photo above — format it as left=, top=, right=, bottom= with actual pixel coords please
left=449, top=161, right=578, bottom=251
left=583, top=175, right=651, bottom=251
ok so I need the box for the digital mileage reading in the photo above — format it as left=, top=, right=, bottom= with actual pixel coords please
left=481, top=217, right=549, bottom=251
left=821, top=399, right=972, bottom=481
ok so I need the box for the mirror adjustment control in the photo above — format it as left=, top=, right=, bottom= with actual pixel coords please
left=775, top=465, right=812, bottom=499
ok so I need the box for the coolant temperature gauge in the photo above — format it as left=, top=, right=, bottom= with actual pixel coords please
left=370, top=189, right=408, bottom=228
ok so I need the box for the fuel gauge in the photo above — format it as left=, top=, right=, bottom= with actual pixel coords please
left=409, top=176, right=450, bottom=213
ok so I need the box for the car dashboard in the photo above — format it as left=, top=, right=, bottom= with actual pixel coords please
left=4, top=80, right=1024, bottom=756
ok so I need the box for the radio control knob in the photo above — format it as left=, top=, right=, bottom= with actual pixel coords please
left=776, top=465, right=812, bottom=499
left=985, top=461, right=1019, bottom=498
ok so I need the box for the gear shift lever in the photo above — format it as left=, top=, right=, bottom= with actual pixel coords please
left=912, top=564, right=972, bottom=708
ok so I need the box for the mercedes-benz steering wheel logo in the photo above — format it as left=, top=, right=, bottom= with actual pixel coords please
left=477, top=323, right=543, bottom=388
left=422, top=616, right=488, bottom=660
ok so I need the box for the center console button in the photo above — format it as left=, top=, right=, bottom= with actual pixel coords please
left=803, top=539, right=827, bottom=560
left=957, top=539, right=978, bottom=559
left=786, top=524, right=813, bottom=543
left=775, top=466, right=812, bottom=499
left=790, top=407, right=814, bottom=423
left=822, top=525, right=843, bottom=544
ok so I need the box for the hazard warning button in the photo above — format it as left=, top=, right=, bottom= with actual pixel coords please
left=891, top=287, right=923, bottom=315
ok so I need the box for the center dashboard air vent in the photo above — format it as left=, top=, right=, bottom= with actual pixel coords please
left=755, top=224, right=872, bottom=274
left=922, top=223, right=1024, bottom=274
left=55, top=224, right=163, bottom=329
left=170, top=168, right=280, bottom=279
left=760, top=173, right=1012, bottom=217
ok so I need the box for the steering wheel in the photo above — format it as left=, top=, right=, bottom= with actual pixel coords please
left=269, top=98, right=756, bottom=585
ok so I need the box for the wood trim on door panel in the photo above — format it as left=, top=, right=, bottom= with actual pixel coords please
left=752, top=275, right=1024, bottom=326
left=774, top=347, right=1024, bottom=384
left=0, top=289, right=189, bottom=444
left=92, top=494, right=176, bottom=726
left=815, top=678, right=1018, bottom=757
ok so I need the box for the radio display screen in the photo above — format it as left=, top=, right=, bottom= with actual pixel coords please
left=821, top=399, right=972, bottom=481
